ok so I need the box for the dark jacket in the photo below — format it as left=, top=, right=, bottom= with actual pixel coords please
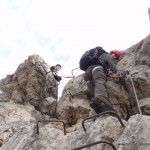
left=50, top=66, right=62, bottom=82
left=98, top=53, right=117, bottom=73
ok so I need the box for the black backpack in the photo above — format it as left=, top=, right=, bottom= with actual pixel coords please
left=79, top=46, right=108, bottom=71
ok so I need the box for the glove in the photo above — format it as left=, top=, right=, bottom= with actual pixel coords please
left=54, top=75, right=62, bottom=82
left=57, top=76, right=62, bottom=82
left=124, top=70, right=130, bottom=75
left=119, top=70, right=129, bottom=78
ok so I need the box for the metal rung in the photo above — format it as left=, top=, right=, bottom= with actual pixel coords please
left=72, top=140, right=117, bottom=150
left=82, top=111, right=125, bottom=132
left=71, top=67, right=79, bottom=78
left=68, top=91, right=87, bottom=100
left=112, top=103, right=130, bottom=120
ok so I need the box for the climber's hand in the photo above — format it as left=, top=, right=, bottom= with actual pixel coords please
left=119, top=70, right=129, bottom=78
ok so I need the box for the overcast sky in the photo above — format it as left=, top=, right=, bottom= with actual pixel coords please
left=0, top=0, right=149, bottom=96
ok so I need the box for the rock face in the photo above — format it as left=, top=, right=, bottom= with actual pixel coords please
left=0, top=94, right=43, bottom=149
left=116, top=114, right=150, bottom=150
left=0, top=55, right=58, bottom=116
left=0, top=94, right=150, bottom=150
left=57, top=34, right=150, bottom=125
left=0, top=8, right=150, bottom=149
left=57, top=74, right=90, bottom=126
left=117, top=35, right=150, bottom=112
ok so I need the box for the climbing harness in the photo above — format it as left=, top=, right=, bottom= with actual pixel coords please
left=108, top=70, right=129, bottom=79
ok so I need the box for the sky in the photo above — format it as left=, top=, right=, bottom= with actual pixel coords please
left=0, top=0, right=149, bottom=97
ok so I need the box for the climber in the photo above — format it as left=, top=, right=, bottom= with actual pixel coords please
left=79, top=47, right=127, bottom=114
left=51, top=64, right=62, bottom=82
left=46, top=64, right=62, bottom=82
left=46, top=64, right=62, bottom=100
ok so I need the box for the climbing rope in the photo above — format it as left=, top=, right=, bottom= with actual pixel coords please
left=117, top=73, right=150, bottom=149
left=129, top=74, right=150, bottom=147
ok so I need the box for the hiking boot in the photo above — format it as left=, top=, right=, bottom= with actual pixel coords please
left=90, top=97, right=114, bottom=114
left=89, top=97, right=103, bottom=114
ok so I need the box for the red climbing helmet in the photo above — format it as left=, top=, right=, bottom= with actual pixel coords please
left=111, top=50, right=122, bottom=59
